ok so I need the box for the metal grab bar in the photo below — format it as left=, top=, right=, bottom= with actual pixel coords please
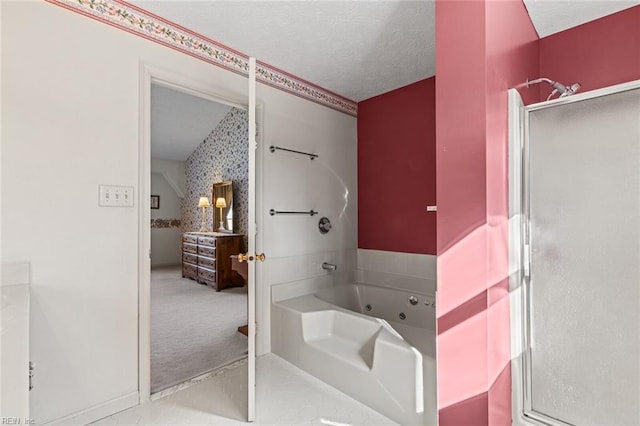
left=269, top=145, right=318, bottom=160
left=270, top=209, right=318, bottom=216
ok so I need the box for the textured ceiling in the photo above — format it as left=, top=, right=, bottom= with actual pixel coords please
left=135, top=1, right=638, bottom=104
left=151, top=84, right=232, bottom=161
left=523, top=0, right=640, bottom=38
left=131, top=0, right=434, bottom=102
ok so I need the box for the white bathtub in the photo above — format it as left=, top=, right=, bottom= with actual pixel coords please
left=271, top=282, right=436, bottom=425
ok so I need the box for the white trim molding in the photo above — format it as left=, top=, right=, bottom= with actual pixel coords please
left=44, top=392, right=138, bottom=426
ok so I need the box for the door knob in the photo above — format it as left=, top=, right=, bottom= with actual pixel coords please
left=238, top=253, right=266, bottom=262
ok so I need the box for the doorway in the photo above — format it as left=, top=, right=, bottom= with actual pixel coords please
left=149, top=83, right=249, bottom=394
left=139, top=63, right=258, bottom=421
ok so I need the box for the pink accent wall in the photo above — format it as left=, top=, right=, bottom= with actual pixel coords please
left=435, top=1, right=539, bottom=425
left=484, top=1, right=540, bottom=421
left=358, top=4, right=640, bottom=424
left=539, top=5, right=640, bottom=99
left=435, top=0, right=490, bottom=420
left=357, top=78, right=437, bottom=255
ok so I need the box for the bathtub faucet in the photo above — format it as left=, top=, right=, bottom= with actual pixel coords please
left=322, top=262, right=337, bottom=272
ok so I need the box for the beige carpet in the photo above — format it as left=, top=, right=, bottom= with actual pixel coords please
left=151, top=265, right=248, bottom=393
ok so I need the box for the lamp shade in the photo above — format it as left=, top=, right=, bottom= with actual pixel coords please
left=215, top=197, right=227, bottom=209
left=198, top=197, right=210, bottom=208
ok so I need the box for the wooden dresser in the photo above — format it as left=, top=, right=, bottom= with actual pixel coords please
left=181, top=232, right=245, bottom=291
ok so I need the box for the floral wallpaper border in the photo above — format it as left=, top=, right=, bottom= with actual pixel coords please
left=151, top=218, right=181, bottom=229
left=45, top=0, right=358, bottom=117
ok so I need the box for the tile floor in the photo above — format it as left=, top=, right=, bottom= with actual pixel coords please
left=94, top=354, right=398, bottom=425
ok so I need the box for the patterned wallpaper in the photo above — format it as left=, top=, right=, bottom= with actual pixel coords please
left=182, top=107, right=249, bottom=246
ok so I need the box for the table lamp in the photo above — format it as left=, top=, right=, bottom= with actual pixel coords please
left=215, top=197, right=227, bottom=232
left=198, top=197, right=210, bottom=232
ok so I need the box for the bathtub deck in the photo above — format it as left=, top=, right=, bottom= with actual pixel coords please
left=308, top=335, right=374, bottom=370
left=387, top=320, right=436, bottom=359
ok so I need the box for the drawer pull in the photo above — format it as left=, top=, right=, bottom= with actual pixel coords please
left=198, top=237, right=216, bottom=247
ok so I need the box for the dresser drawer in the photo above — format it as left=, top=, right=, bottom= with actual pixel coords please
left=183, top=234, right=198, bottom=244
left=197, top=245, right=216, bottom=257
left=198, top=236, right=216, bottom=247
left=183, top=232, right=243, bottom=291
left=183, top=243, right=198, bottom=254
left=182, top=262, right=198, bottom=280
left=198, top=267, right=216, bottom=287
left=198, top=255, right=216, bottom=270
left=183, top=252, right=198, bottom=265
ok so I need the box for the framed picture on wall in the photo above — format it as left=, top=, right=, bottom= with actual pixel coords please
left=150, top=195, right=160, bottom=209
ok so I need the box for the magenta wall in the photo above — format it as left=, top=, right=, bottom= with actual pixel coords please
left=435, top=1, right=539, bottom=425
left=357, top=78, right=437, bottom=255
left=539, top=5, right=640, bottom=98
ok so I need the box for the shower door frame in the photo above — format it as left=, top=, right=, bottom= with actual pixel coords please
left=508, top=78, right=640, bottom=426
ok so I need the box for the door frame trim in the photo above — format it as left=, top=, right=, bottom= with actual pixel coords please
left=138, top=62, right=257, bottom=404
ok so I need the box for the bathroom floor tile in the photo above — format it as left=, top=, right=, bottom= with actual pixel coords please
left=93, top=354, right=398, bottom=425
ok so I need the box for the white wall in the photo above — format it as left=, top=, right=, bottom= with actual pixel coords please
left=1, top=1, right=356, bottom=424
left=150, top=158, right=186, bottom=198
left=357, top=249, right=437, bottom=295
left=257, top=93, right=358, bottom=354
left=150, top=173, right=182, bottom=221
left=150, top=172, right=181, bottom=267
left=0, top=264, right=30, bottom=419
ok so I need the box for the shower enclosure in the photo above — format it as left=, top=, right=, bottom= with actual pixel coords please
left=509, top=81, right=640, bottom=426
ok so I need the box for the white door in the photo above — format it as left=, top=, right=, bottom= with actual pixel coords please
left=246, top=57, right=257, bottom=422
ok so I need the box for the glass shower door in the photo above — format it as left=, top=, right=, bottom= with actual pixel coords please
left=525, top=86, right=640, bottom=425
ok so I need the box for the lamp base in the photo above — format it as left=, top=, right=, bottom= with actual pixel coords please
left=215, top=221, right=225, bottom=233
left=199, top=206, right=208, bottom=233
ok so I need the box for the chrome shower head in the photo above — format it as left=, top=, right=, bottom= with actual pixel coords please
left=549, top=80, right=581, bottom=98
left=526, top=77, right=581, bottom=100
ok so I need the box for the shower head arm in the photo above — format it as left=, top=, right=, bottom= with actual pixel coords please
left=527, top=77, right=554, bottom=87
left=527, top=77, right=567, bottom=93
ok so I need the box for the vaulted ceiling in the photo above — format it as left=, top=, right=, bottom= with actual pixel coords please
left=151, top=84, right=232, bottom=161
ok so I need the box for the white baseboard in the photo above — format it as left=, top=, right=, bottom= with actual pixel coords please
left=44, top=392, right=138, bottom=426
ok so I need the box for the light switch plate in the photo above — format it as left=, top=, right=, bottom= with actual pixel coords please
left=426, top=205, right=437, bottom=212
left=99, top=185, right=134, bottom=207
